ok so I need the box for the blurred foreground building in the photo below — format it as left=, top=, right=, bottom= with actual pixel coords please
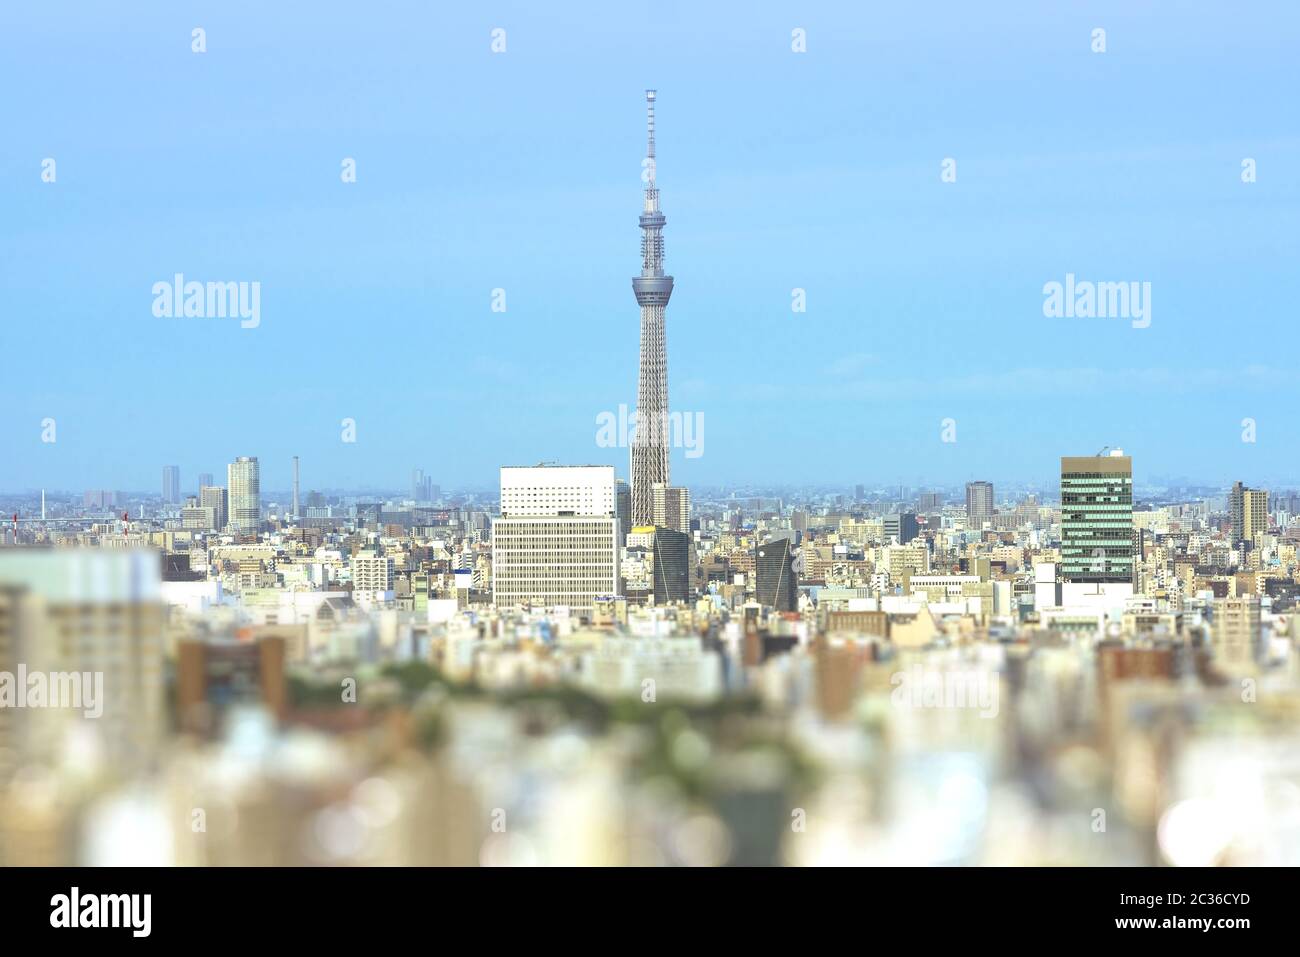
left=0, top=549, right=165, bottom=776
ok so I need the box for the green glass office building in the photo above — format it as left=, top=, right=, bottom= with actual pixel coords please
left=1060, top=453, right=1133, bottom=584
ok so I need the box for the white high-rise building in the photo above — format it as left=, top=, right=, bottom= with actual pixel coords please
left=227, top=456, right=260, bottom=533
left=499, top=465, right=616, bottom=517
left=353, top=553, right=394, bottom=596
left=493, top=466, right=619, bottom=614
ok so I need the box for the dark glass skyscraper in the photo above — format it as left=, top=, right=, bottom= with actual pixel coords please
left=652, top=527, right=690, bottom=605
left=756, top=537, right=798, bottom=612
left=615, top=480, right=631, bottom=547
left=884, top=512, right=919, bottom=545
left=1060, top=453, right=1133, bottom=584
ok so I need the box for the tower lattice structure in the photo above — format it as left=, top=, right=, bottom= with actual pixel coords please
left=631, top=90, right=674, bottom=527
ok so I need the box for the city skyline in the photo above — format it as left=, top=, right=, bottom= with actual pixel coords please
left=4, top=3, right=1297, bottom=491
left=4, top=0, right=1300, bottom=890
left=2, top=458, right=1294, bottom=502
left=3, top=469, right=1293, bottom=504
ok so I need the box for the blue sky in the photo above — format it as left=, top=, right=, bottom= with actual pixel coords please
left=2, top=1, right=1297, bottom=494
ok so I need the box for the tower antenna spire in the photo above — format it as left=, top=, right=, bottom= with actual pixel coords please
left=631, top=90, right=674, bottom=527
left=646, top=89, right=656, bottom=163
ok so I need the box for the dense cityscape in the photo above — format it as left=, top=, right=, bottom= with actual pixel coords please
left=3, top=6, right=1296, bottom=882
left=1, top=454, right=1298, bottom=866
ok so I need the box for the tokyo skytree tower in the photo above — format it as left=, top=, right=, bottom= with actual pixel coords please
left=630, top=89, right=674, bottom=527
